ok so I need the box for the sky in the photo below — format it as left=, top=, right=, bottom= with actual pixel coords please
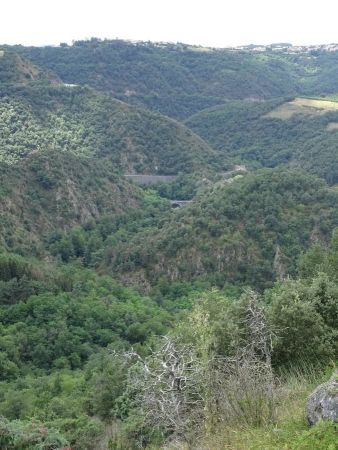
left=3, top=0, right=338, bottom=48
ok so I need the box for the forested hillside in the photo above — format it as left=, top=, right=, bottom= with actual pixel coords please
left=0, top=254, right=175, bottom=449
left=101, top=169, right=338, bottom=290
left=186, top=96, right=338, bottom=183
left=0, top=50, right=60, bottom=86
left=15, top=39, right=338, bottom=119
left=0, top=151, right=144, bottom=254
left=0, top=65, right=217, bottom=172
left=15, top=40, right=301, bottom=118
left=42, top=169, right=338, bottom=292
left=0, top=42, right=337, bottom=450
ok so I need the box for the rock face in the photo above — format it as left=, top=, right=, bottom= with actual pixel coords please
left=307, top=371, right=338, bottom=426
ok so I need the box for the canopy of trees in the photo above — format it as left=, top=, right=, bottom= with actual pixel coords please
left=0, top=42, right=337, bottom=449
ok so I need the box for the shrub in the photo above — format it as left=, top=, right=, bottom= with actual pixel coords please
left=0, top=416, right=68, bottom=450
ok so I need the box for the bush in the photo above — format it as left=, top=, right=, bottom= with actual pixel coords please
left=0, top=416, right=69, bottom=450
left=265, top=277, right=338, bottom=368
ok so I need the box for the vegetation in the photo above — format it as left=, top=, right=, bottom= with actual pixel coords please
left=1, top=240, right=337, bottom=448
left=0, top=416, right=69, bottom=450
left=0, top=81, right=217, bottom=173
left=14, top=39, right=338, bottom=120
left=0, top=42, right=337, bottom=449
left=101, top=169, right=338, bottom=290
left=0, top=50, right=58, bottom=86
left=186, top=97, right=338, bottom=184
left=0, top=151, right=143, bottom=254
left=14, top=40, right=302, bottom=119
left=13, top=40, right=338, bottom=185
left=0, top=254, right=175, bottom=448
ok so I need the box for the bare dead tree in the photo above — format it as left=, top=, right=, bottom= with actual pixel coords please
left=242, top=289, right=273, bottom=365
left=123, top=336, right=205, bottom=443
left=116, top=291, right=277, bottom=447
left=210, top=291, right=276, bottom=427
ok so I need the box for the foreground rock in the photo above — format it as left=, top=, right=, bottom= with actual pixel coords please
left=307, top=371, right=338, bottom=426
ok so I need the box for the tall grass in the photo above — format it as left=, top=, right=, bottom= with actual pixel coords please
left=196, top=364, right=335, bottom=450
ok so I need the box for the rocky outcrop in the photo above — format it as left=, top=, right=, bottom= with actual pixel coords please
left=307, top=371, right=338, bottom=426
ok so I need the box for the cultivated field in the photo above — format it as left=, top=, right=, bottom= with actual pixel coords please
left=265, top=97, right=338, bottom=119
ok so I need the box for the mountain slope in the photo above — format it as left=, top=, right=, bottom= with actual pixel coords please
left=0, top=83, right=218, bottom=173
left=16, top=40, right=338, bottom=120
left=104, top=169, right=338, bottom=290
left=15, top=40, right=301, bottom=119
left=0, top=151, right=142, bottom=254
left=186, top=97, right=338, bottom=183
left=0, top=50, right=60, bottom=86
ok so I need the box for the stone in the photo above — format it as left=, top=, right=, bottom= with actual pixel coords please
left=307, top=371, right=338, bottom=426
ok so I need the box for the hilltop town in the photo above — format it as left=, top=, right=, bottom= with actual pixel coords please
left=232, top=42, right=338, bottom=53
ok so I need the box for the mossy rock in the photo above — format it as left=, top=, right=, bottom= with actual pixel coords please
left=307, top=371, right=338, bottom=426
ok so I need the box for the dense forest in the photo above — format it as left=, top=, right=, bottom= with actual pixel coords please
left=0, top=53, right=217, bottom=173
left=13, top=40, right=301, bottom=119
left=101, top=169, right=338, bottom=290
left=0, top=41, right=337, bottom=449
left=186, top=97, right=338, bottom=183
left=14, top=39, right=338, bottom=117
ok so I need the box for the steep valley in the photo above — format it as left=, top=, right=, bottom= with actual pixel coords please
left=0, top=41, right=337, bottom=450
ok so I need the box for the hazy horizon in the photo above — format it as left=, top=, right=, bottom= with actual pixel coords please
left=3, top=0, right=338, bottom=48
left=3, top=37, right=338, bottom=49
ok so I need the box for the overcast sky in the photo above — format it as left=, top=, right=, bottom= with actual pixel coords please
left=3, top=0, right=338, bottom=48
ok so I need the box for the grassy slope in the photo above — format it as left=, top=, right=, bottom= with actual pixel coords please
left=265, top=97, right=338, bottom=119
left=200, top=371, right=335, bottom=450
